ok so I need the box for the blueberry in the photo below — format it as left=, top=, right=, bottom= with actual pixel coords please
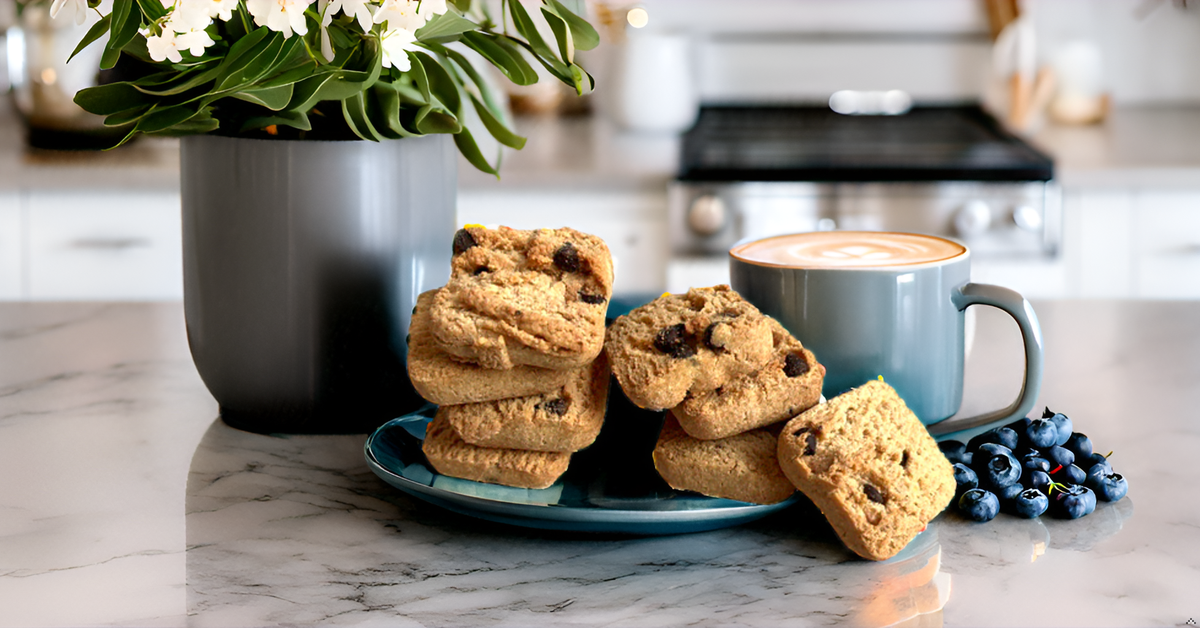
left=980, top=451, right=1022, bottom=489
left=967, top=427, right=1019, bottom=453
left=1065, top=432, right=1094, bottom=460
left=1022, top=455, right=1051, bottom=474
left=1023, top=469, right=1051, bottom=494
left=952, top=463, right=979, bottom=497
left=1043, top=407, right=1073, bottom=447
left=959, top=488, right=1000, bottom=522
left=1048, top=483, right=1096, bottom=519
left=976, top=442, right=1013, bottom=461
left=998, top=483, right=1024, bottom=512
left=1081, top=452, right=1111, bottom=474
left=939, top=440, right=967, bottom=464
left=1006, top=416, right=1033, bottom=433
left=1086, top=469, right=1129, bottom=502
left=960, top=452, right=973, bottom=467
left=1053, top=463, right=1087, bottom=485
left=1012, top=488, right=1049, bottom=518
left=1044, top=445, right=1075, bottom=470
left=1025, top=418, right=1059, bottom=449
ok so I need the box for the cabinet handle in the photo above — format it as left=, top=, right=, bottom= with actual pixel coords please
left=70, top=237, right=153, bottom=250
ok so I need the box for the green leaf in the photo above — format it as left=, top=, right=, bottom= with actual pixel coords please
left=102, top=0, right=140, bottom=70
left=415, top=11, right=480, bottom=42
left=215, top=31, right=287, bottom=91
left=240, top=110, right=312, bottom=133
left=256, top=63, right=319, bottom=90
left=68, top=13, right=111, bottom=63
left=468, top=93, right=524, bottom=149
left=285, top=41, right=382, bottom=111
left=133, top=0, right=168, bottom=22
left=460, top=31, right=538, bottom=86
left=454, top=128, right=499, bottom=177
left=414, top=51, right=462, bottom=114
left=135, top=104, right=205, bottom=134
left=540, top=7, right=574, bottom=64
left=211, top=27, right=271, bottom=84
left=544, top=0, right=599, bottom=51
left=74, top=82, right=156, bottom=115
left=148, top=108, right=219, bottom=135
left=341, top=92, right=384, bottom=141
left=404, top=51, right=433, bottom=104
left=441, top=47, right=507, bottom=124
left=132, top=66, right=221, bottom=96
left=507, top=0, right=554, bottom=60
left=371, top=85, right=420, bottom=137
left=414, top=104, right=461, bottom=134
left=233, top=83, right=295, bottom=110
left=103, top=105, right=153, bottom=127
left=569, top=62, right=593, bottom=96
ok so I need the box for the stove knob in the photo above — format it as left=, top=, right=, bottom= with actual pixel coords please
left=954, top=200, right=992, bottom=238
left=1011, top=205, right=1043, bottom=232
left=688, top=195, right=726, bottom=236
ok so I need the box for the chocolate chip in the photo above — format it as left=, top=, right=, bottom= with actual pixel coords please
left=900, top=451, right=910, bottom=468
left=864, top=484, right=888, bottom=505
left=703, top=322, right=727, bottom=352
left=784, top=352, right=809, bottom=378
left=540, top=398, right=569, bottom=416
left=473, top=266, right=489, bottom=275
left=792, top=426, right=817, bottom=456
left=553, top=242, right=581, bottom=273
left=579, top=292, right=607, bottom=305
left=653, top=324, right=695, bottom=358
left=452, top=229, right=477, bottom=255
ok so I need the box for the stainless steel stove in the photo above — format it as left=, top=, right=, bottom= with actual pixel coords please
left=669, top=105, right=1060, bottom=263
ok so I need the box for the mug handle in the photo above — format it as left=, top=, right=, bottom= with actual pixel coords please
left=926, top=283, right=1044, bottom=437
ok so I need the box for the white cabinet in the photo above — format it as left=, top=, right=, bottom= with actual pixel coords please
left=1134, top=191, right=1200, bottom=298
left=457, top=188, right=668, bottom=296
left=0, top=193, right=21, bottom=299
left=4, top=190, right=183, bottom=301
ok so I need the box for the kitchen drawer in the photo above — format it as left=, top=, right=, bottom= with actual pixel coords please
left=456, top=189, right=669, bottom=295
left=0, top=193, right=21, bottom=299
left=1134, top=191, right=1200, bottom=299
left=27, top=191, right=183, bottom=300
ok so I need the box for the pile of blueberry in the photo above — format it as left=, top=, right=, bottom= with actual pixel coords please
left=939, top=408, right=1129, bottom=522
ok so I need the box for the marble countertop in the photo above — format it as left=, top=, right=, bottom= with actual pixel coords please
left=0, top=299, right=1195, bottom=627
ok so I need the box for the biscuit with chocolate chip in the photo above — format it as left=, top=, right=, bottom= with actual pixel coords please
left=422, top=413, right=571, bottom=489
left=777, top=380, right=955, bottom=561
left=605, top=286, right=774, bottom=410
left=429, top=226, right=613, bottom=370
left=652, top=412, right=795, bottom=505
left=443, top=351, right=610, bottom=452
left=674, top=317, right=825, bottom=440
left=408, top=290, right=573, bottom=405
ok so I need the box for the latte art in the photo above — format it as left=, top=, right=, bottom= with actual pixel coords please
left=732, top=232, right=966, bottom=268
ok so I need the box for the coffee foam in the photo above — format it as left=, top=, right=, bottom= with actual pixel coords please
left=731, top=232, right=966, bottom=269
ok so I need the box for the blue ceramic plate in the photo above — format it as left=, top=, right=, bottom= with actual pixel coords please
left=364, top=405, right=800, bottom=535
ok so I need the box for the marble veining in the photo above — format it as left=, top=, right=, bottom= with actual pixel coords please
left=3, top=302, right=1200, bottom=627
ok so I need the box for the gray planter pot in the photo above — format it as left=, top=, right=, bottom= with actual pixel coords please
left=181, top=134, right=456, bottom=433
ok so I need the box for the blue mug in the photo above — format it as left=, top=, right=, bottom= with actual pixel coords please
left=729, top=231, right=1043, bottom=437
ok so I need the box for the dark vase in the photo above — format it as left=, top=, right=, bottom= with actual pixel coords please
left=180, top=134, right=456, bottom=434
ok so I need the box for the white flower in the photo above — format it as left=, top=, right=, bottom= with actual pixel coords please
left=416, top=0, right=447, bottom=21
left=168, top=1, right=215, bottom=33
left=246, top=0, right=315, bottom=38
left=199, top=0, right=241, bottom=21
left=320, top=0, right=374, bottom=32
left=373, top=0, right=424, bottom=33
left=145, top=29, right=185, bottom=63
left=175, top=29, right=217, bottom=56
left=49, top=0, right=89, bottom=25
left=379, top=27, right=417, bottom=71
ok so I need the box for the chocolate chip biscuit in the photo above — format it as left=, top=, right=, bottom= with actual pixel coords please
left=674, top=318, right=825, bottom=440
left=407, top=290, right=573, bottom=405
left=421, top=413, right=571, bottom=489
left=429, top=226, right=613, bottom=370
left=777, top=380, right=956, bottom=561
left=605, top=286, right=775, bottom=410
left=443, top=351, right=610, bottom=452
left=652, top=412, right=796, bottom=505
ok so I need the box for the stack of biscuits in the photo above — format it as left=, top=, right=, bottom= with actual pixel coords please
left=407, top=226, right=615, bottom=489
left=605, top=285, right=826, bottom=505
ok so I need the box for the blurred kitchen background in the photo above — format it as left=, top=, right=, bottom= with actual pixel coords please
left=2, top=0, right=1200, bottom=301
